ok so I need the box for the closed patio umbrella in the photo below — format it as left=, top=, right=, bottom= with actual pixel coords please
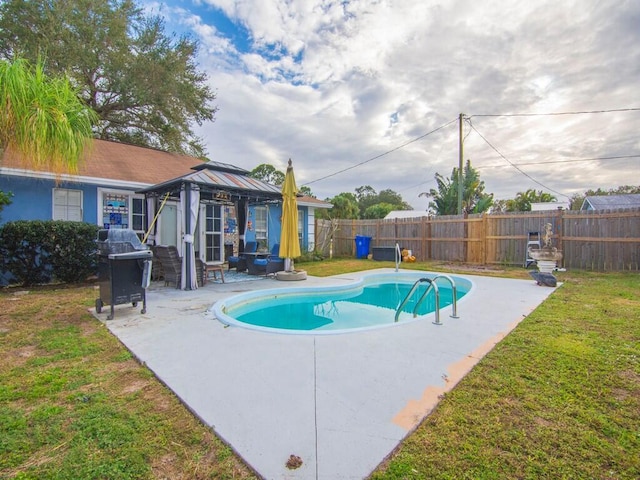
left=279, top=159, right=301, bottom=271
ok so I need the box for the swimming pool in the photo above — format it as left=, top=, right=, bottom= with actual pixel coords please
left=212, top=272, right=473, bottom=334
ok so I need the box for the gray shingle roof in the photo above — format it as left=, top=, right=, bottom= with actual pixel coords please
left=582, top=194, right=640, bottom=210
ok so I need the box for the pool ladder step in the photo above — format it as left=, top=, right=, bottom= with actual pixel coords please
left=394, top=275, right=459, bottom=325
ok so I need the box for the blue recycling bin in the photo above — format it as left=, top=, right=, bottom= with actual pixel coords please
left=355, top=235, right=372, bottom=259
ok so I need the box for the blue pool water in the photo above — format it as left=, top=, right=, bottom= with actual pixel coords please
left=213, top=273, right=472, bottom=334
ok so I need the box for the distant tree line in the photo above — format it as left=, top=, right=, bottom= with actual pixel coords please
left=250, top=161, right=639, bottom=219
left=249, top=164, right=413, bottom=219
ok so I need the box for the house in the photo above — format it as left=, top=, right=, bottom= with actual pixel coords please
left=0, top=139, right=330, bottom=269
left=0, top=140, right=200, bottom=228
left=580, top=194, right=640, bottom=211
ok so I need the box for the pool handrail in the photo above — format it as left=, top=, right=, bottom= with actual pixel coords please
left=395, top=243, right=401, bottom=272
left=395, top=277, right=441, bottom=325
left=432, top=274, right=459, bottom=318
left=412, top=280, right=441, bottom=325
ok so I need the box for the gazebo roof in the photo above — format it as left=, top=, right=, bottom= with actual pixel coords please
left=138, top=160, right=282, bottom=203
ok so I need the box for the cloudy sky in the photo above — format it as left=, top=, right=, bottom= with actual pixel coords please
left=147, top=0, right=640, bottom=209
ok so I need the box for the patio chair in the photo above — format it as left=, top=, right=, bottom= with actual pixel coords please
left=266, top=243, right=285, bottom=275
left=252, top=243, right=285, bottom=276
left=154, top=245, right=181, bottom=287
left=228, top=241, right=257, bottom=272
left=154, top=245, right=205, bottom=288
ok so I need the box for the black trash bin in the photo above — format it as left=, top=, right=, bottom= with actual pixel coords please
left=96, top=229, right=153, bottom=320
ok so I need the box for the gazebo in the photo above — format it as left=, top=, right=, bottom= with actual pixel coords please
left=138, top=161, right=282, bottom=290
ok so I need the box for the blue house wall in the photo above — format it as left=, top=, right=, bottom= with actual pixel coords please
left=245, top=204, right=309, bottom=253
left=0, top=175, right=105, bottom=225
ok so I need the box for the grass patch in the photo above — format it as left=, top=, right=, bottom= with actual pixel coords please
left=0, top=285, right=257, bottom=479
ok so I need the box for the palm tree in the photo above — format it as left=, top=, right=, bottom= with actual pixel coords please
left=0, top=57, right=97, bottom=174
left=506, top=189, right=557, bottom=212
left=420, top=160, right=493, bottom=215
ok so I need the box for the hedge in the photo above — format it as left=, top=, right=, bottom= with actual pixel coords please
left=0, top=220, right=99, bottom=286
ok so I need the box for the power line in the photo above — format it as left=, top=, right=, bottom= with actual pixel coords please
left=302, top=117, right=458, bottom=186
left=476, top=154, right=640, bottom=169
left=469, top=107, right=640, bottom=118
left=467, top=120, right=571, bottom=200
left=301, top=107, right=638, bottom=195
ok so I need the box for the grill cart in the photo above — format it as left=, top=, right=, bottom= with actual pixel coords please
left=96, top=229, right=152, bottom=320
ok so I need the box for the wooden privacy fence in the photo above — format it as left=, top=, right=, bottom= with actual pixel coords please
left=315, top=208, right=640, bottom=271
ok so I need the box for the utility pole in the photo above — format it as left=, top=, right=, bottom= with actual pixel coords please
left=458, top=113, right=464, bottom=215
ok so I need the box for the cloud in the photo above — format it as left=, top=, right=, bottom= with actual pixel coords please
left=155, top=0, right=640, bottom=207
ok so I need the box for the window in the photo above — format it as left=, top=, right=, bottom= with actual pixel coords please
left=254, top=206, right=268, bottom=249
left=53, top=188, right=82, bottom=221
left=132, top=198, right=146, bottom=231
left=99, top=189, right=146, bottom=234
left=203, top=204, right=223, bottom=262
left=298, top=208, right=304, bottom=246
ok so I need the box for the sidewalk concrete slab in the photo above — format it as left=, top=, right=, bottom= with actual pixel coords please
left=92, top=269, right=558, bottom=479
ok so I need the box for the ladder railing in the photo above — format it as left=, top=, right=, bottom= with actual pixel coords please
left=431, top=274, right=459, bottom=318
left=395, top=278, right=430, bottom=322
left=395, top=278, right=441, bottom=325
left=394, top=275, right=460, bottom=325
left=413, top=280, right=441, bottom=325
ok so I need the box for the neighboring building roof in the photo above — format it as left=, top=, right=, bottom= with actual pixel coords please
left=297, top=196, right=332, bottom=209
left=0, top=139, right=200, bottom=187
left=384, top=210, right=429, bottom=220
left=581, top=194, right=640, bottom=211
left=530, top=202, right=570, bottom=211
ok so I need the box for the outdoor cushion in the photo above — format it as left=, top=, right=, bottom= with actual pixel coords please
left=228, top=241, right=257, bottom=271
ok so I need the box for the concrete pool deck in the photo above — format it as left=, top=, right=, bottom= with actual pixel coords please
left=91, top=268, right=558, bottom=480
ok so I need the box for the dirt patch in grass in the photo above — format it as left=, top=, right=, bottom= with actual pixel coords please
left=0, top=284, right=258, bottom=480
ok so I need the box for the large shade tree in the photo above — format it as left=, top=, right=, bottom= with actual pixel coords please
left=325, top=192, right=360, bottom=219
left=0, top=0, right=216, bottom=157
left=249, top=163, right=286, bottom=186
left=354, top=185, right=412, bottom=218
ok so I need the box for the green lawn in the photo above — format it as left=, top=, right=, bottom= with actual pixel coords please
left=1, top=260, right=638, bottom=479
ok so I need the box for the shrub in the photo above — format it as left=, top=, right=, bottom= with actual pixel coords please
left=46, top=221, right=99, bottom=283
left=0, top=220, right=98, bottom=286
left=0, top=220, right=53, bottom=285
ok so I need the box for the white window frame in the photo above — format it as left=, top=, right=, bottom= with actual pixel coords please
left=254, top=206, right=268, bottom=250
left=298, top=207, right=304, bottom=246
left=97, top=188, right=146, bottom=234
left=199, top=203, right=224, bottom=263
left=52, top=188, right=83, bottom=221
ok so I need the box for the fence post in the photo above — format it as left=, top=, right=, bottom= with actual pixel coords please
left=556, top=207, right=564, bottom=268
left=481, top=213, right=488, bottom=264
left=421, top=216, right=427, bottom=260
left=351, top=219, right=356, bottom=256
left=463, top=212, right=469, bottom=263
